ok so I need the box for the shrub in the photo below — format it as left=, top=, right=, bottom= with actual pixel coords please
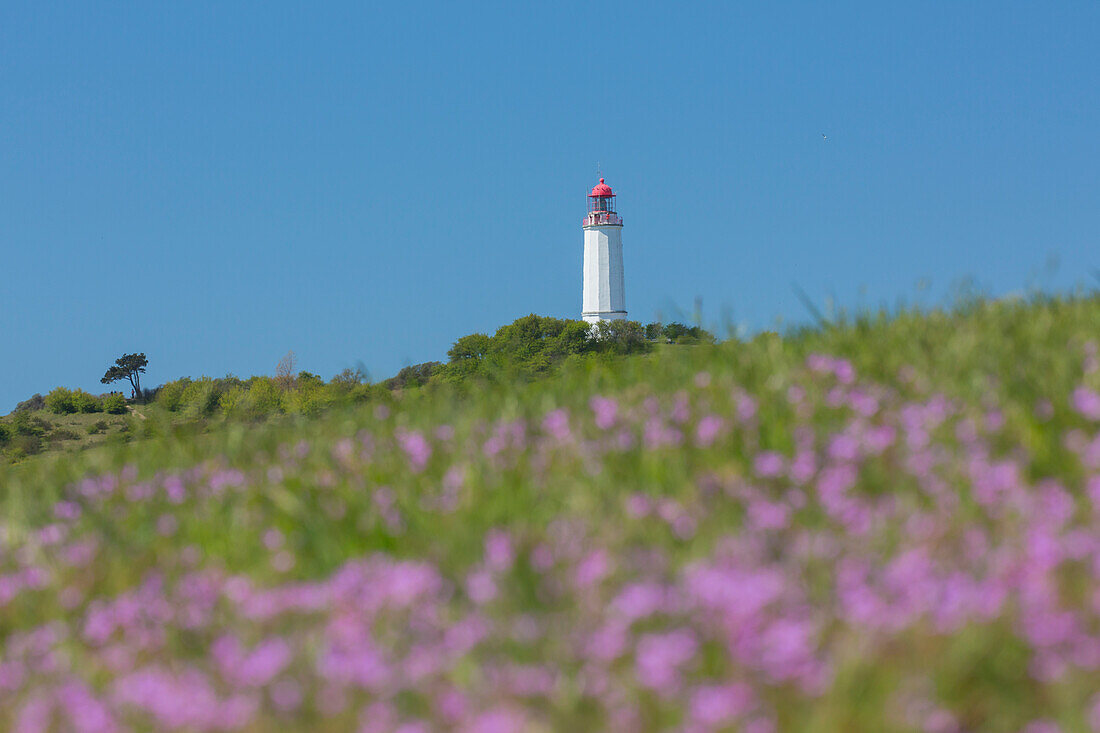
left=87, top=420, right=109, bottom=435
left=244, top=378, right=285, bottom=417
left=7, top=433, right=42, bottom=459
left=591, top=319, right=651, bottom=355
left=102, top=393, right=127, bottom=414
left=219, top=386, right=247, bottom=414
left=48, top=428, right=80, bottom=442
left=157, top=378, right=192, bottom=412
left=13, top=410, right=50, bottom=436
left=385, top=362, right=443, bottom=390
left=330, top=366, right=370, bottom=390
left=72, top=390, right=102, bottom=414
left=288, top=383, right=338, bottom=417
left=181, top=378, right=222, bottom=418
left=661, top=322, right=715, bottom=345
left=45, top=387, right=76, bottom=414
left=14, top=394, right=45, bottom=412
left=297, top=372, right=324, bottom=389
left=0, top=422, right=10, bottom=446
left=348, top=383, right=384, bottom=403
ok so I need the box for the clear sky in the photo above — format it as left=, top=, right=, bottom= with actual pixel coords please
left=2, top=2, right=1098, bottom=410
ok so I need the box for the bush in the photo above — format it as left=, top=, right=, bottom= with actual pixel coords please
left=157, top=378, right=192, bottom=412
left=297, top=372, right=325, bottom=389
left=87, top=420, right=109, bottom=435
left=661, top=322, right=715, bottom=344
left=591, top=319, right=651, bottom=355
left=384, top=362, right=442, bottom=391
left=219, top=386, right=247, bottom=414
left=244, top=378, right=285, bottom=417
left=288, top=381, right=340, bottom=417
left=348, top=383, right=384, bottom=403
left=330, top=366, right=370, bottom=390
left=102, top=393, right=127, bottom=414
left=14, top=411, right=51, bottom=436
left=14, top=394, right=45, bottom=412
left=7, top=433, right=42, bottom=459
left=45, top=387, right=76, bottom=414
left=0, top=422, right=10, bottom=446
left=181, top=378, right=222, bottom=418
left=48, top=428, right=80, bottom=442
left=47, top=387, right=102, bottom=414
left=72, top=390, right=102, bottom=413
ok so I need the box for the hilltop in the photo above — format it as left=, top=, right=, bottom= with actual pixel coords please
left=2, top=293, right=1100, bottom=729
left=0, top=316, right=711, bottom=465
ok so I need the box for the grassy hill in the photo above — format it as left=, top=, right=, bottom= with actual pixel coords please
left=0, top=315, right=695, bottom=466
left=3, top=294, right=1100, bottom=730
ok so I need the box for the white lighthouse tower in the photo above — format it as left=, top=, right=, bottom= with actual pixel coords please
left=581, top=178, right=627, bottom=324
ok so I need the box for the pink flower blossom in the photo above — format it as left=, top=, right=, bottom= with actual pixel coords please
left=1073, top=387, right=1100, bottom=420
left=396, top=430, right=431, bottom=472
left=753, top=451, right=785, bottom=478
left=695, top=415, right=725, bottom=447
left=484, top=530, right=514, bottom=572
left=635, top=629, right=699, bottom=692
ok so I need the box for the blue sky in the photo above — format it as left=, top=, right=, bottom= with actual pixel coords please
left=2, top=1, right=1098, bottom=410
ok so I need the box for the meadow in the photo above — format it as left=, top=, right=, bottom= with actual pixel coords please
left=3, top=293, right=1100, bottom=731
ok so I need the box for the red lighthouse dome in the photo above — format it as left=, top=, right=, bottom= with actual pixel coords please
left=588, top=178, right=614, bottom=198
left=583, top=178, right=622, bottom=227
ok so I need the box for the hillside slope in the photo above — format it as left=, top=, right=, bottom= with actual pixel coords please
left=3, top=294, right=1100, bottom=731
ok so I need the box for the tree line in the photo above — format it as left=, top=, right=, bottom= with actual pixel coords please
left=2, top=317, right=714, bottom=455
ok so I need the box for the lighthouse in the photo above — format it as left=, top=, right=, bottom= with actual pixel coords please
left=581, top=178, right=627, bottom=324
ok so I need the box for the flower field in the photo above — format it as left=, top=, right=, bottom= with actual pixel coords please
left=5, top=295, right=1100, bottom=731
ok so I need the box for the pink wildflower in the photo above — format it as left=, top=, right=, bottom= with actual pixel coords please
left=1073, top=386, right=1100, bottom=420
left=695, top=415, right=725, bottom=447
left=396, top=429, right=431, bottom=471
left=590, top=396, right=618, bottom=429
left=635, top=629, right=699, bottom=692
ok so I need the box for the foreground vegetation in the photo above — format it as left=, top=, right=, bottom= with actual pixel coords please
left=3, top=294, right=1100, bottom=730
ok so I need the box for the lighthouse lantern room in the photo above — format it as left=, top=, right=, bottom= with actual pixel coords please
left=581, top=178, right=627, bottom=324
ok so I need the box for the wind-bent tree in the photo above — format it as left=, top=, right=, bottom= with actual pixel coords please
left=101, top=353, right=148, bottom=398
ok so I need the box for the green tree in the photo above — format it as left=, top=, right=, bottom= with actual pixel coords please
left=330, top=366, right=370, bottom=389
left=297, top=372, right=324, bottom=389
left=384, top=363, right=442, bottom=390
left=486, top=315, right=595, bottom=378
left=443, top=333, right=492, bottom=381
left=448, top=333, right=491, bottom=363
left=592, top=320, right=651, bottom=355
left=101, top=353, right=148, bottom=398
